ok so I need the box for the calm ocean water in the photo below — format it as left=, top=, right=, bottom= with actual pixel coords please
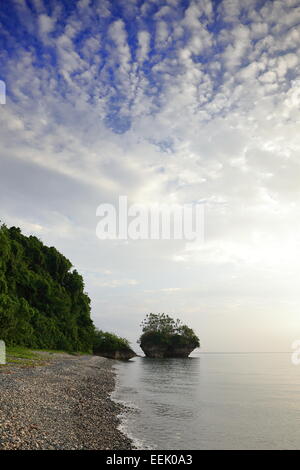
left=112, top=352, right=300, bottom=450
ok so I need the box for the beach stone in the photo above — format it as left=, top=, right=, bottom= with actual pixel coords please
left=0, top=354, right=134, bottom=450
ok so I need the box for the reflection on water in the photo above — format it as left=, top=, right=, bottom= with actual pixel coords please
left=112, top=353, right=300, bottom=450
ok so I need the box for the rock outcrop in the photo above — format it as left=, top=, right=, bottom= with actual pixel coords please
left=139, top=313, right=200, bottom=358
left=94, top=348, right=136, bottom=360
left=140, top=342, right=196, bottom=358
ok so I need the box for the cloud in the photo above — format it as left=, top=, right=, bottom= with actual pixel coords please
left=108, top=19, right=131, bottom=73
left=38, top=13, right=56, bottom=35
left=94, top=279, right=139, bottom=288
left=155, top=20, right=169, bottom=46
left=137, top=30, right=151, bottom=63
left=1, top=0, right=300, bottom=350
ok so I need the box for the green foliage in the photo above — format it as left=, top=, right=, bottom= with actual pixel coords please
left=139, top=313, right=200, bottom=348
left=93, top=329, right=131, bottom=353
left=0, top=223, right=94, bottom=352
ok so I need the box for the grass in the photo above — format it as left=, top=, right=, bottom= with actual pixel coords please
left=0, top=346, right=49, bottom=369
left=0, top=346, right=91, bottom=370
left=39, top=348, right=92, bottom=356
left=6, top=346, right=41, bottom=359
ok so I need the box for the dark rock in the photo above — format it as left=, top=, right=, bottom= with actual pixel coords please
left=94, top=348, right=136, bottom=361
left=140, top=342, right=196, bottom=358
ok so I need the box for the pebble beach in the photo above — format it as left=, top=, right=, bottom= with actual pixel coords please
left=0, top=353, right=134, bottom=450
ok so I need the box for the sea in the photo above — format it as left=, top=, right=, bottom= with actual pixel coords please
left=111, top=352, right=300, bottom=450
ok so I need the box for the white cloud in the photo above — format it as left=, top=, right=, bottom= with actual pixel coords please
left=94, top=278, right=139, bottom=288
left=137, top=30, right=150, bottom=62
left=38, top=13, right=55, bottom=35
left=2, top=0, right=300, bottom=350
left=155, top=20, right=169, bottom=46
left=259, top=70, right=277, bottom=84
left=109, top=19, right=131, bottom=72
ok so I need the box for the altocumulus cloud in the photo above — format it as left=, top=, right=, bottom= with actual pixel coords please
left=1, top=0, right=300, bottom=351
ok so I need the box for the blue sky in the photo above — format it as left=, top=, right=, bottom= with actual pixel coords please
left=1, top=0, right=300, bottom=351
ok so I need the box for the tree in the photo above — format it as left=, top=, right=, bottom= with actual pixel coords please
left=0, top=223, right=94, bottom=352
left=139, top=313, right=200, bottom=350
left=93, top=329, right=130, bottom=353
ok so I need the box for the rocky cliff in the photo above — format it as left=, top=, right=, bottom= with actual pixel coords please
left=140, top=342, right=196, bottom=358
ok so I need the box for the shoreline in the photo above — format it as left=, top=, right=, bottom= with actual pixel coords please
left=0, top=353, right=134, bottom=450
left=110, top=368, right=146, bottom=451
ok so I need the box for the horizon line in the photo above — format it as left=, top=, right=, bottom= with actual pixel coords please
left=195, top=351, right=291, bottom=354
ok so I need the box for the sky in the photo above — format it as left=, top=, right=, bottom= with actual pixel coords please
left=1, top=0, right=300, bottom=352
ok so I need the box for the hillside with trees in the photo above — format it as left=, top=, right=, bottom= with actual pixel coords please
left=0, top=223, right=94, bottom=351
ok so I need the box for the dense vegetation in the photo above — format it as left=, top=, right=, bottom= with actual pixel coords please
left=0, top=223, right=94, bottom=351
left=139, top=313, right=200, bottom=349
left=93, top=329, right=131, bottom=354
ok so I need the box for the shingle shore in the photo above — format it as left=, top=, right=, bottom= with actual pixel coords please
left=0, top=354, right=134, bottom=450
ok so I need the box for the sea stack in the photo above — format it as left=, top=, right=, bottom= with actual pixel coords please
left=139, top=313, right=200, bottom=359
left=140, top=340, right=196, bottom=358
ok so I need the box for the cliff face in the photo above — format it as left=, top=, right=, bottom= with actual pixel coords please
left=140, top=342, right=195, bottom=358
left=94, top=348, right=136, bottom=360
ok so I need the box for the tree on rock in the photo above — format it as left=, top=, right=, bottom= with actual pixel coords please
left=139, top=313, right=200, bottom=358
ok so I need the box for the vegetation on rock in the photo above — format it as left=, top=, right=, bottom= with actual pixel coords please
left=93, top=330, right=136, bottom=359
left=139, top=313, right=200, bottom=358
